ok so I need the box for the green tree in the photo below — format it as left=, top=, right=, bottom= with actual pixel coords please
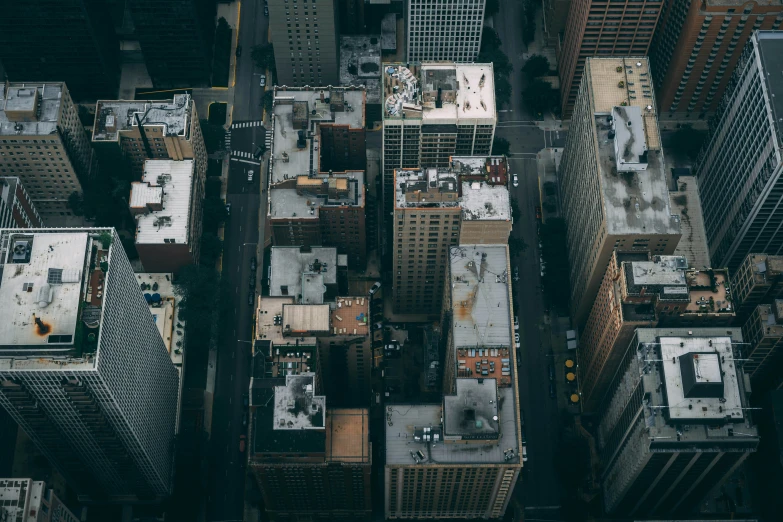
left=262, top=90, right=274, bottom=114
left=480, top=27, right=501, bottom=53
left=484, top=0, right=499, bottom=18
left=174, top=264, right=220, bottom=327
left=510, top=197, right=521, bottom=222
left=523, top=79, right=560, bottom=118
left=98, top=231, right=113, bottom=249
left=494, top=75, right=512, bottom=108
left=539, top=218, right=571, bottom=311
left=200, top=119, right=226, bottom=154
left=68, top=191, right=85, bottom=216
left=252, top=44, right=276, bottom=71
left=508, top=236, right=527, bottom=258
left=492, top=136, right=510, bottom=156
left=211, top=17, right=232, bottom=87
left=200, top=234, right=224, bottom=265
left=522, top=55, right=550, bottom=79
left=202, top=197, right=229, bottom=231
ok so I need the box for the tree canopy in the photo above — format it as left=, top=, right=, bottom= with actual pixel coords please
left=492, top=136, right=510, bottom=156
left=252, top=44, right=276, bottom=72
left=522, top=79, right=560, bottom=118
left=522, top=55, right=550, bottom=79
left=484, top=0, right=499, bottom=18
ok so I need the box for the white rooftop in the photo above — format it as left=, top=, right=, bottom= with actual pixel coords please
left=0, top=232, right=90, bottom=348
left=612, top=106, right=648, bottom=172
left=269, top=247, right=339, bottom=304
left=269, top=172, right=365, bottom=219
left=461, top=182, right=511, bottom=221
left=395, top=168, right=459, bottom=209
left=659, top=336, right=744, bottom=422
left=273, top=373, right=326, bottom=430
left=628, top=256, right=688, bottom=286
left=0, top=83, right=64, bottom=136
left=93, top=94, right=191, bottom=142
left=133, top=160, right=194, bottom=245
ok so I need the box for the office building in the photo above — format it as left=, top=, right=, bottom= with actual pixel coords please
left=385, top=245, right=521, bottom=519
left=732, top=253, right=783, bottom=320
left=0, top=478, right=79, bottom=522
left=669, top=175, right=711, bottom=269
left=558, top=1, right=662, bottom=116
left=0, top=0, right=120, bottom=101
left=741, top=301, right=783, bottom=392
left=694, top=31, right=783, bottom=270
left=268, top=246, right=347, bottom=304
left=0, top=177, right=42, bottom=229
left=249, top=297, right=371, bottom=520
left=405, top=0, right=485, bottom=62
left=597, top=328, right=758, bottom=516
left=130, top=159, right=203, bottom=273
left=382, top=63, right=497, bottom=213
left=579, top=253, right=734, bottom=411
left=0, top=228, right=179, bottom=501
left=127, top=0, right=215, bottom=87
left=651, top=2, right=783, bottom=117
left=456, top=158, right=512, bottom=245
left=268, top=0, right=339, bottom=86
left=339, top=36, right=383, bottom=126
left=559, top=57, right=681, bottom=328
left=268, top=88, right=367, bottom=268
left=0, top=83, right=97, bottom=218
left=92, top=94, right=207, bottom=181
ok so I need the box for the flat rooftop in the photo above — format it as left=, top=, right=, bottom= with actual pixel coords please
left=757, top=31, right=783, bottom=146
left=269, top=172, right=364, bottom=219
left=461, top=181, right=511, bottom=221
left=395, top=168, right=459, bottom=209
left=670, top=176, right=711, bottom=269
left=93, top=94, right=191, bottom=142
left=269, top=247, right=340, bottom=304
left=273, top=373, right=326, bottom=430
left=282, top=304, right=330, bottom=334
left=135, top=272, right=184, bottom=365
left=0, top=478, right=39, bottom=522
left=325, top=408, right=370, bottom=463
left=254, top=297, right=317, bottom=378
left=450, top=156, right=508, bottom=186
left=270, top=88, right=365, bottom=184
left=132, top=160, right=194, bottom=245
left=331, top=296, right=369, bottom=336
left=627, top=255, right=688, bottom=288
left=339, top=36, right=382, bottom=104
left=0, top=83, right=63, bottom=136
left=443, top=378, right=500, bottom=441
left=383, top=63, right=496, bottom=123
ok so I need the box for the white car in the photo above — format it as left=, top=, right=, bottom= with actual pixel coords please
left=259, top=74, right=266, bottom=87
left=514, top=332, right=521, bottom=349
left=512, top=174, right=519, bottom=187
left=522, top=445, right=528, bottom=462
left=514, top=316, right=520, bottom=331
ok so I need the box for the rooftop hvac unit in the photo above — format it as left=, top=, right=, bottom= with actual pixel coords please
left=12, top=240, right=31, bottom=262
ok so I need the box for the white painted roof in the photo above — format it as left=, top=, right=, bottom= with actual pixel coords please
left=134, top=160, right=194, bottom=245
left=461, top=182, right=510, bottom=221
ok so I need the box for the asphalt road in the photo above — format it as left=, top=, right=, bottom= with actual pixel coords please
left=205, top=2, right=269, bottom=520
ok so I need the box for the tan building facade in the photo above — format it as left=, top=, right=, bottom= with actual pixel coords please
left=0, top=82, right=96, bottom=217
left=652, top=1, right=783, bottom=117
left=558, top=1, right=662, bottom=116
left=732, top=253, right=783, bottom=320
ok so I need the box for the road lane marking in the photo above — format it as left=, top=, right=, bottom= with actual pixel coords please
left=230, top=158, right=260, bottom=165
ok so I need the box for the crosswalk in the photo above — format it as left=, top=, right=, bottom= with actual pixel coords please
left=231, top=120, right=264, bottom=129
left=232, top=150, right=255, bottom=159
left=264, top=133, right=272, bottom=149
left=225, top=130, right=231, bottom=150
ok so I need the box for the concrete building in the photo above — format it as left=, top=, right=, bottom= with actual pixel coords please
left=597, top=328, right=758, bottom=516
left=268, top=246, right=346, bottom=304
left=694, top=31, right=783, bottom=270
left=130, top=159, right=203, bottom=274
left=127, top=0, right=215, bottom=87
left=0, top=228, right=179, bottom=502
left=0, top=177, right=42, bottom=229
left=579, top=253, right=734, bottom=411
left=405, top=0, right=485, bottom=62
left=339, top=36, right=382, bottom=126
left=0, top=478, right=79, bottom=522
left=669, top=175, right=711, bottom=269
left=559, top=57, right=681, bottom=328
left=652, top=2, right=783, bottom=117
left=0, top=83, right=97, bottom=218
left=92, top=94, right=207, bottom=181
left=382, top=63, right=497, bottom=214
left=268, top=0, right=340, bottom=86
left=558, top=1, right=662, bottom=116
left=249, top=299, right=371, bottom=520
left=732, top=253, right=783, bottom=320
left=384, top=245, right=521, bottom=519
left=741, top=300, right=783, bottom=392
left=0, top=0, right=120, bottom=101
left=268, top=88, right=367, bottom=268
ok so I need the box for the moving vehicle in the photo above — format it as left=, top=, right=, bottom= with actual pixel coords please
left=514, top=316, right=520, bottom=331
left=247, top=169, right=254, bottom=182
left=514, top=332, right=521, bottom=349
left=225, top=202, right=231, bottom=216
left=522, top=445, right=528, bottom=462
left=512, top=174, right=519, bottom=187
left=259, top=74, right=266, bottom=87
left=239, top=435, right=246, bottom=452
left=235, top=45, right=242, bottom=57
left=369, top=281, right=382, bottom=295
left=250, top=256, right=257, bottom=271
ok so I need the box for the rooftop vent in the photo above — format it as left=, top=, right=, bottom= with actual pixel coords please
left=12, top=240, right=31, bottom=263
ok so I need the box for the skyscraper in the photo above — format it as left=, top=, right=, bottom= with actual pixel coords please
left=269, top=0, right=339, bottom=86
left=0, top=0, right=120, bottom=101
left=0, top=83, right=97, bottom=218
left=741, top=300, right=783, bottom=392
left=597, top=328, right=758, bottom=516
left=406, top=0, right=485, bottom=62
left=127, top=0, right=216, bottom=87
left=732, top=253, right=783, bottom=319
left=558, top=57, right=680, bottom=327
left=0, top=177, right=42, bottom=229
left=694, top=31, right=783, bottom=270
left=558, top=1, right=662, bottom=116
left=0, top=478, right=79, bottom=522
left=0, top=228, right=179, bottom=501
left=651, top=1, right=783, bottom=117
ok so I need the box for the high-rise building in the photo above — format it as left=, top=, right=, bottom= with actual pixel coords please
left=597, top=328, right=758, bottom=516
left=269, top=0, right=339, bottom=86
left=579, top=253, right=734, bottom=411
left=0, top=83, right=97, bottom=218
left=651, top=1, right=783, bottom=117
left=732, top=253, right=783, bottom=320
left=129, top=159, right=204, bottom=273
left=92, top=94, right=207, bottom=181
left=405, top=0, right=485, bottom=62
left=558, top=1, right=662, bottom=116
left=0, top=478, right=79, bottom=522
left=559, top=57, right=681, bottom=328
left=741, top=300, right=783, bottom=392
left=0, top=228, right=179, bottom=502
left=0, top=0, right=120, bottom=101
left=0, top=177, right=42, bottom=229
left=694, top=31, right=783, bottom=270
left=382, top=63, right=496, bottom=213
left=267, top=88, right=368, bottom=268
left=385, top=245, right=521, bottom=519
left=127, top=0, right=215, bottom=87
left=268, top=246, right=347, bottom=304
left=339, top=0, right=365, bottom=35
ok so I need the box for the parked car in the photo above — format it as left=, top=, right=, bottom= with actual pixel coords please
left=247, top=292, right=254, bottom=306
left=513, top=174, right=519, bottom=187
left=548, top=364, right=555, bottom=381
left=522, top=445, right=528, bottom=462
left=373, top=321, right=384, bottom=330
left=250, top=256, right=257, bottom=271
left=369, top=281, right=382, bottom=295
left=239, top=434, right=246, bottom=452
left=235, top=45, right=242, bottom=57
left=549, top=382, right=556, bottom=399
left=514, top=316, right=519, bottom=331
left=513, top=266, right=519, bottom=282
left=264, top=6, right=269, bottom=16
left=535, top=206, right=542, bottom=220
left=249, top=273, right=256, bottom=289
left=225, top=202, right=231, bottom=216
left=259, top=74, right=266, bottom=87
left=514, top=332, right=521, bottom=349
left=247, top=169, right=254, bottom=182
left=254, top=145, right=264, bottom=159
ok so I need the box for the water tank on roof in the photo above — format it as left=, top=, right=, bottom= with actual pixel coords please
left=36, top=284, right=53, bottom=308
